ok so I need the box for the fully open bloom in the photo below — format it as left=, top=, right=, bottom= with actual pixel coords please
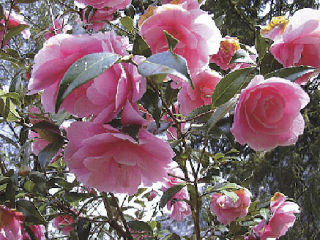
left=64, top=119, right=174, bottom=195
left=251, top=193, right=300, bottom=240
left=75, top=0, right=131, bottom=9
left=262, top=9, right=320, bottom=84
left=139, top=3, right=221, bottom=74
left=28, top=32, right=145, bottom=123
left=178, top=69, right=221, bottom=115
left=163, top=168, right=191, bottom=221
left=0, top=205, right=24, bottom=240
left=231, top=75, right=309, bottom=151
left=210, top=188, right=252, bottom=225
left=210, top=36, right=241, bottom=70
left=53, top=214, right=75, bottom=236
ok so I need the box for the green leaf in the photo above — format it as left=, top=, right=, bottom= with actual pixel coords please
left=55, top=52, right=120, bottom=112
left=260, top=208, right=271, bottom=222
left=127, top=220, right=153, bottom=233
left=120, top=16, right=134, bottom=32
left=260, top=53, right=283, bottom=75
left=163, top=30, right=179, bottom=51
left=212, top=182, right=241, bottom=192
left=38, top=139, right=64, bottom=170
left=165, top=233, right=181, bottom=240
left=77, top=218, right=91, bottom=240
left=16, top=200, right=46, bottom=225
left=255, top=28, right=268, bottom=62
left=4, top=24, right=29, bottom=41
left=264, top=66, right=317, bottom=82
left=211, top=67, right=254, bottom=107
left=141, top=88, right=161, bottom=126
left=221, top=190, right=239, bottom=203
left=132, top=35, right=152, bottom=57
left=138, top=51, right=192, bottom=87
left=230, top=49, right=255, bottom=64
left=163, top=81, right=179, bottom=106
left=207, top=98, right=236, bottom=132
left=159, top=183, right=186, bottom=208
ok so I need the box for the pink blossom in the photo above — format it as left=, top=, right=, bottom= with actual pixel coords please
left=0, top=205, right=24, bottom=240
left=162, top=0, right=200, bottom=10
left=231, top=75, right=310, bottom=151
left=162, top=168, right=191, bottom=221
left=252, top=193, right=300, bottom=240
left=64, top=120, right=174, bottom=195
left=23, top=225, right=46, bottom=240
left=43, top=19, right=71, bottom=40
left=210, top=188, right=252, bottom=225
left=148, top=190, right=158, bottom=201
left=178, top=69, right=221, bottom=115
left=0, top=11, right=30, bottom=47
left=139, top=4, right=221, bottom=74
left=263, top=9, right=320, bottom=84
left=75, top=0, right=131, bottom=9
left=53, top=214, right=75, bottom=236
left=28, top=32, right=145, bottom=123
left=210, top=36, right=241, bottom=70
left=81, top=8, right=114, bottom=31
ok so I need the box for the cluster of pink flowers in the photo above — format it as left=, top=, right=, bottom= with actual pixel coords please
left=210, top=188, right=252, bottom=225
left=261, top=8, right=320, bottom=84
left=76, top=0, right=131, bottom=30
left=163, top=169, right=192, bottom=221
left=247, top=192, right=300, bottom=240
left=0, top=205, right=45, bottom=240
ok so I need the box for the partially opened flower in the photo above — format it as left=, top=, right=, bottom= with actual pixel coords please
left=44, top=19, right=72, bottom=40
left=53, top=214, right=75, bottom=236
left=210, top=36, right=241, bottom=70
left=139, top=3, right=221, bottom=74
left=262, top=9, right=320, bottom=84
left=75, top=0, right=131, bottom=9
left=0, top=205, right=24, bottom=240
left=251, top=192, right=300, bottom=240
left=178, top=69, right=221, bottom=115
left=210, top=188, right=252, bottom=225
left=231, top=75, right=310, bottom=151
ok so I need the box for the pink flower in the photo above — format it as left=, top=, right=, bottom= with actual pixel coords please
left=28, top=32, right=145, bottom=123
left=43, top=19, right=71, bottom=40
left=0, top=205, right=24, bottom=240
left=0, top=11, right=30, bottom=47
left=163, top=0, right=200, bottom=10
left=81, top=8, right=114, bottom=31
left=231, top=75, right=310, bottom=151
left=53, top=214, right=75, bottom=236
left=210, top=188, right=251, bottom=225
left=252, top=193, right=300, bottom=240
left=64, top=120, right=174, bottom=195
left=75, top=0, right=131, bottom=9
left=263, top=9, right=320, bottom=84
left=139, top=4, right=221, bottom=74
left=162, top=168, right=191, bottom=222
left=178, top=69, right=221, bottom=115
left=210, top=36, right=241, bottom=70
left=23, top=225, right=46, bottom=240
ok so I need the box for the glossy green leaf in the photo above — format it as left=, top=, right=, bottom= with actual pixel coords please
left=163, top=30, right=179, bottom=51
left=132, top=35, right=152, bottom=57
left=138, top=51, right=192, bottom=87
left=160, top=183, right=186, bottom=208
left=230, top=49, right=255, bottom=64
left=264, top=66, right=317, bottom=82
left=38, top=138, right=64, bottom=170
left=127, top=220, right=153, bottom=233
left=120, top=16, right=134, bottom=32
left=16, top=200, right=46, bottom=225
left=211, top=67, right=254, bottom=107
left=4, top=24, right=29, bottom=41
left=55, top=52, right=120, bottom=112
